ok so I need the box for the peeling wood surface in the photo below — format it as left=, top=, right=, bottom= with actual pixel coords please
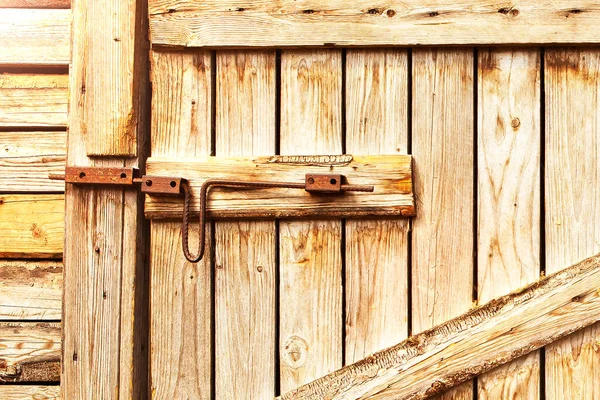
left=149, top=50, right=212, bottom=400
left=278, top=253, right=600, bottom=400
left=477, top=49, right=541, bottom=399
left=145, top=155, right=413, bottom=219
left=0, top=73, right=68, bottom=128
left=148, top=1, right=600, bottom=48
left=344, top=49, right=409, bottom=362
left=411, top=48, right=474, bottom=400
left=0, top=131, right=66, bottom=192
left=0, top=386, right=60, bottom=399
left=214, top=51, right=276, bottom=399
left=75, top=0, right=142, bottom=156
left=545, top=48, right=600, bottom=399
left=0, top=0, right=70, bottom=7
left=279, top=50, right=343, bottom=391
left=0, top=194, right=63, bottom=258
left=0, top=9, right=70, bottom=66
left=0, top=322, right=60, bottom=383
left=62, top=0, right=150, bottom=397
left=0, top=261, right=62, bottom=320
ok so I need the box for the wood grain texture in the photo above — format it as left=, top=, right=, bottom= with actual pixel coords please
left=0, top=9, right=70, bottom=65
left=145, top=154, right=413, bottom=219
left=214, top=51, right=276, bottom=399
left=0, top=194, right=63, bottom=258
left=0, top=131, right=66, bottom=192
left=148, top=1, right=600, bottom=47
left=411, top=48, right=474, bottom=400
left=0, top=73, right=68, bottom=127
left=0, top=386, right=60, bottom=399
left=0, top=261, right=62, bottom=320
left=149, top=50, right=212, bottom=400
left=0, top=0, right=69, bottom=7
left=279, top=50, right=343, bottom=392
left=344, top=49, right=409, bottom=362
left=278, top=253, right=600, bottom=400
left=477, top=49, right=541, bottom=399
left=545, top=49, right=600, bottom=400
left=0, top=322, right=60, bottom=383
left=73, top=0, right=143, bottom=156
left=62, top=0, right=149, bottom=397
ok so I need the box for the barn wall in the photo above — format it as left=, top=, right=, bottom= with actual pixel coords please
left=0, top=1, right=70, bottom=398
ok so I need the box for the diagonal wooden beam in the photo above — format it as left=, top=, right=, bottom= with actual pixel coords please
left=277, top=253, right=600, bottom=400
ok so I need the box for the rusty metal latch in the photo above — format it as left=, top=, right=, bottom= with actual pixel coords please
left=50, top=167, right=374, bottom=263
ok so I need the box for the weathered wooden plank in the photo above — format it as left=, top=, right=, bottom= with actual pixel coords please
left=279, top=50, right=343, bottom=391
left=0, top=261, right=62, bottom=320
left=145, top=155, right=413, bottom=219
left=0, top=386, right=60, bottom=399
left=545, top=49, right=600, bottom=399
left=278, top=253, right=600, bottom=400
left=214, top=51, right=276, bottom=399
left=149, top=50, right=212, bottom=400
left=62, top=0, right=149, bottom=397
left=0, top=73, right=68, bottom=128
left=411, top=49, right=474, bottom=400
left=0, top=0, right=69, bottom=7
left=0, top=195, right=63, bottom=258
left=0, top=9, right=70, bottom=65
left=74, top=0, right=143, bottom=156
left=344, top=49, right=409, bottom=362
left=0, top=131, right=66, bottom=192
left=477, top=49, right=541, bottom=399
left=148, top=1, right=600, bottom=48
left=0, top=322, right=60, bottom=383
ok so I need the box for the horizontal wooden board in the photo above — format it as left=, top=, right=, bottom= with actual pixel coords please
left=149, top=1, right=600, bottom=47
left=0, top=0, right=70, bottom=7
left=144, top=155, right=413, bottom=220
left=0, top=131, right=66, bottom=192
left=0, top=322, right=61, bottom=383
left=0, top=74, right=69, bottom=128
left=0, top=386, right=60, bottom=399
left=0, top=261, right=62, bottom=319
left=0, top=9, right=70, bottom=65
left=0, top=195, right=64, bottom=258
left=279, top=253, right=600, bottom=399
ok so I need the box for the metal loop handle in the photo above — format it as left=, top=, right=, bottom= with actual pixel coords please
left=180, top=177, right=374, bottom=263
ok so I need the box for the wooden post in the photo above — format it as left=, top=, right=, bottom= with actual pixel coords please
left=62, top=0, right=149, bottom=397
left=278, top=253, right=600, bottom=400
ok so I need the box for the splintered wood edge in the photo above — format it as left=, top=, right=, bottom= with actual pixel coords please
left=144, top=154, right=415, bottom=220
left=277, top=253, right=600, bottom=399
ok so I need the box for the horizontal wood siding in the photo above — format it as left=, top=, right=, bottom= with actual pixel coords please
left=0, top=195, right=64, bottom=258
left=0, top=73, right=69, bottom=128
left=0, top=9, right=70, bottom=66
left=0, top=261, right=62, bottom=319
left=0, top=386, right=60, bottom=399
left=0, top=322, right=61, bottom=383
left=0, top=131, right=66, bottom=192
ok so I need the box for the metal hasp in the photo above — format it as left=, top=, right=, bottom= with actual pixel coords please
left=50, top=168, right=373, bottom=263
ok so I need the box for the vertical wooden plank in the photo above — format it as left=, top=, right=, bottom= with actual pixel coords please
left=62, top=0, right=148, bottom=397
left=279, top=50, right=342, bottom=391
left=411, top=48, right=474, bottom=400
left=214, top=51, right=276, bottom=399
left=149, top=50, right=212, bottom=400
left=545, top=49, right=600, bottom=399
left=344, top=49, right=409, bottom=362
left=477, top=49, right=541, bottom=399
left=79, top=0, right=143, bottom=156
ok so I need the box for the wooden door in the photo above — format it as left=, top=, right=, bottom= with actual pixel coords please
left=142, top=2, right=600, bottom=400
